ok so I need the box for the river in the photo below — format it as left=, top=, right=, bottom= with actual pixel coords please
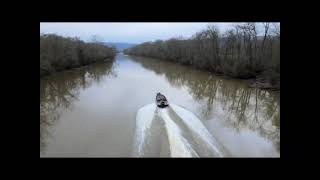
left=40, top=53, right=280, bottom=157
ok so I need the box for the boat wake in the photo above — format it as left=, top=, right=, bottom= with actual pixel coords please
left=132, top=103, right=227, bottom=157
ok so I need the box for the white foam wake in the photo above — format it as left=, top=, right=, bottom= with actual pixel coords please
left=132, top=103, right=226, bottom=157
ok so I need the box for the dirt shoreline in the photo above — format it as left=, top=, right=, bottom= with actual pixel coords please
left=205, top=71, right=280, bottom=91
left=127, top=55, right=280, bottom=91
left=40, top=58, right=114, bottom=78
left=247, top=78, right=280, bottom=91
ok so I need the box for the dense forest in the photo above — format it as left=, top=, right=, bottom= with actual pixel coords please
left=124, top=23, right=280, bottom=90
left=40, top=34, right=117, bottom=77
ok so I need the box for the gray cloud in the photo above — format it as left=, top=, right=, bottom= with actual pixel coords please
left=40, top=22, right=279, bottom=44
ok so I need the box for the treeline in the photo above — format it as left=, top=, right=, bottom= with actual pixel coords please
left=40, top=34, right=117, bottom=77
left=124, top=23, right=280, bottom=89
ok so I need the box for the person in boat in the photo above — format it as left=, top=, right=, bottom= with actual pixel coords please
left=156, top=92, right=169, bottom=108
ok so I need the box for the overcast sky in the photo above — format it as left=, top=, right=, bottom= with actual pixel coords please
left=40, top=23, right=279, bottom=44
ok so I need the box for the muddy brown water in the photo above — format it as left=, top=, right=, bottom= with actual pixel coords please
left=40, top=53, right=280, bottom=157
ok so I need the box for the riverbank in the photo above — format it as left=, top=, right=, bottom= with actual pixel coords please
left=248, top=77, right=280, bottom=91
left=40, top=34, right=116, bottom=78
left=126, top=54, right=280, bottom=91
left=40, top=58, right=115, bottom=78
left=124, top=24, right=280, bottom=91
left=209, top=71, right=279, bottom=91
left=215, top=74, right=280, bottom=91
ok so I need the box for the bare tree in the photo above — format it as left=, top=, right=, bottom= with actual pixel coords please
left=272, top=23, right=280, bottom=39
left=124, top=23, right=280, bottom=88
left=40, top=34, right=116, bottom=77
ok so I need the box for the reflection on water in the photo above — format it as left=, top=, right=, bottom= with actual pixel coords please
left=131, top=56, right=280, bottom=156
left=40, top=54, right=279, bottom=157
left=40, top=62, right=116, bottom=154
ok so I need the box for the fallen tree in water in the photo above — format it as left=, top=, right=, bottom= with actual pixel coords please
left=40, top=34, right=116, bottom=77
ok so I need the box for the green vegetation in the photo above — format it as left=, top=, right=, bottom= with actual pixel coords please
left=124, top=23, right=280, bottom=89
left=40, top=34, right=116, bottom=77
